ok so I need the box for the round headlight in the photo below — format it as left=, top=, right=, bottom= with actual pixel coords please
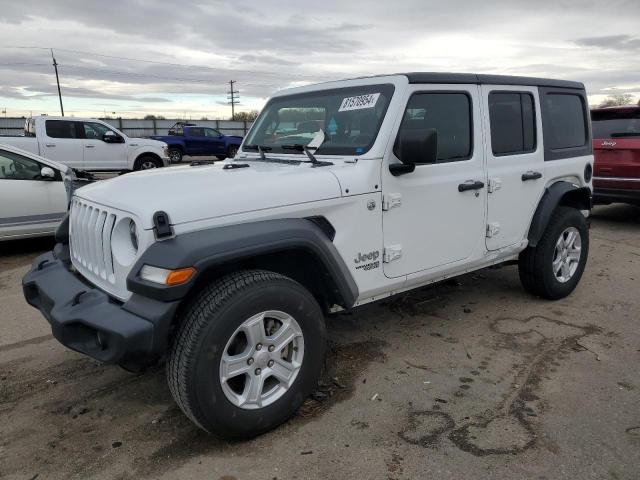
left=111, top=217, right=139, bottom=266
left=129, top=219, right=139, bottom=252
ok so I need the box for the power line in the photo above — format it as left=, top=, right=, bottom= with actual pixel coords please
left=0, top=45, right=325, bottom=80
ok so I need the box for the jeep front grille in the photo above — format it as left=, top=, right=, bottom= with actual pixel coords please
left=70, top=199, right=117, bottom=284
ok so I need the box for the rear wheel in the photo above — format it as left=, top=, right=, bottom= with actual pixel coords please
left=168, top=148, right=183, bottom=163
left=519, top=206, right=589, bottom=299
left=167, top=270, right=326, bottom=438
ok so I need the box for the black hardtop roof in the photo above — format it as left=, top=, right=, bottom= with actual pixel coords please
left=402, top=72, right=584, bottom=90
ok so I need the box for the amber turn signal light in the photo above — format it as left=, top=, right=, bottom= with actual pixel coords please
left=165, top=267, right=197, bottom=286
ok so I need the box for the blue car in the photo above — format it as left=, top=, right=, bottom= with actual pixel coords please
left=151, top=123, right=243, bottom=163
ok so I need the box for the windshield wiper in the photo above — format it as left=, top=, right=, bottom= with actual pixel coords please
left=281, top=144, right=333, bottom=167
left=241, top=144, right=301, bottom=165
left=610, top=132, right=640, bottom=138
left=243, top=144, right=272, bottom=160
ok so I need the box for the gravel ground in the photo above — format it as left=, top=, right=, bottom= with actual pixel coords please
left=0, top=204, right=639, bottom=480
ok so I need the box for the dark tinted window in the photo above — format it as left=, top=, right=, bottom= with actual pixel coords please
left=45, top=120, right=80, bottom=139
left=188, top=128, right=205, bottom=137
left=489, top=92, right=536, bottom=155
left=543, top=94, right=587, bottom=149
left=395, top=92, right=472, bottom=163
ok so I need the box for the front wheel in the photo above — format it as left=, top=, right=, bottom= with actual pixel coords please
left=519, top=206, right=589, bottom=299
left=227, top=145, right=239, bottom=158
left=134, top=156, right=162, bottom=170
left=167, top=270, right=326, bottom=438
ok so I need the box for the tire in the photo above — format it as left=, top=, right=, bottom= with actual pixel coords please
left=227, top=145, right=239, bottom=158
left=167, top=270, right=326, bottom=438
left=216, top=155, right=226, bottom=160
left=168, top=148, right=183, bottom=163
left=134, top=155, right=162, bottom=170
left=518, top=206, right=589, bottom=300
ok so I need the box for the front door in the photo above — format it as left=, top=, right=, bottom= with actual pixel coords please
left=382, top=85, right=487, bottom=278
left=82, top=121, right=128, bottom=170
left=481, top=85, right=545, bottom=251
left=0, top=149, right=66, bottom=239
left=204, top=128, right=226, bottom=154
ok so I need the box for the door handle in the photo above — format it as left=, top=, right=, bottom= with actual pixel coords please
left=85, top=145, right=95, bottom=148
left=458, top=180, right=485, bottom=192
left=45, top=143, right=56, bottom=147
left=521, top=171, right=542, bottom=181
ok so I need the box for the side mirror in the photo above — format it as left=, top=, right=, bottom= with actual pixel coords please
left=397, top=128, right=438, bottom=164
left=103, top=131, right=121, bottom=143
left=390, top=128, right=438, bottom=176
left=40, top=166, right=55, bottom=179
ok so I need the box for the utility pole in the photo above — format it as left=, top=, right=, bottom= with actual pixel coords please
left=227, top=80, right=239, bottom=120
left=51, top=49, right=64, bottom=117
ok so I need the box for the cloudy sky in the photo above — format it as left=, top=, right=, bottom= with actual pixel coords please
left=0, top=0, right=638, bottom=119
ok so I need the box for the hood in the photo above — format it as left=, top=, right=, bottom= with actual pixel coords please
left=75, top=161, right=342, bottom=229
left=132, top=137, right=167, bottom=148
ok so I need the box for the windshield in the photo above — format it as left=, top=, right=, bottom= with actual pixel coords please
left=591, top=109, right=640, bottom=139
left=244, top=84, right=395, bottom=155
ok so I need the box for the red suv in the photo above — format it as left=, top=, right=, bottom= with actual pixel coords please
left=591, top=105, right=640, bottom=205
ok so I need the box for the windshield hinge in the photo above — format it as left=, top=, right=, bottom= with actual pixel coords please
left=383, top=245, right=402, bottom=263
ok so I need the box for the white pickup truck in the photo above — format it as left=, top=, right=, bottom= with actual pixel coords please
left=2, top=116, right=170, bottom=171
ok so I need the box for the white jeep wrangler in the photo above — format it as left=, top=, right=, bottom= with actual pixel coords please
left=23, top=73, right=593, bottom=438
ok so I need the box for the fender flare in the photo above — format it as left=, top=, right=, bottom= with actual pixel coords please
left=527, top=181, right=592, bottom=248
left=127, top=218, right=359, bottom=306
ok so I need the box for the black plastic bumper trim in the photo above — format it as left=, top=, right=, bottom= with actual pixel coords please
left=22, top=248, right=180, bottom=365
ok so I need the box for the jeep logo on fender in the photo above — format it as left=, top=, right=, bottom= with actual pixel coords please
left=601, top=141, right=617, bottom=147
left=354, top=250, right=379, bottom=264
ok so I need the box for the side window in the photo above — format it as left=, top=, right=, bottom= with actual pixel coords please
left=189, top=128, right=205, bottom=137
left=543, top=94, right=587, bottom=150
left=45, top=120, right=80, bottom=139
left=395, top=92, right=472, bottom=163
left=83, top=122, right=113, bottom=140
left=204, top=128, right=221, bottom=137
left=0, top=150, right=45, bottom=180
left=489, top=92, right=536, bottom=155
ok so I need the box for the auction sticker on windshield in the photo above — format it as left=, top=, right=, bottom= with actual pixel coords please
left=339, top=93, right=380, bottom=112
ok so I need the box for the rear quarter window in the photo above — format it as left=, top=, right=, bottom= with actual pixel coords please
left=539, top=88, right=592, bottom=161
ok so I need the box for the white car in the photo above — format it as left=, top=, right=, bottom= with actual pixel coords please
left=2, top=116, right=170, bottom=172
left=24, top=73, right=593, bottom=438
left=0, top=143, right=74, bottom=241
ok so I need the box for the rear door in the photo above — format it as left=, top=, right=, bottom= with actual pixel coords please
left=591, top=108, right=640, bottom=189
left=41, top=120, right=85, bottom=169
left=0, top=149, right=66, bottom=239
left=482, top=85, right=545, bottom=251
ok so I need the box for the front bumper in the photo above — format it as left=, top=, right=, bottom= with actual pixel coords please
left=22, top=245, right=180, bottom=365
